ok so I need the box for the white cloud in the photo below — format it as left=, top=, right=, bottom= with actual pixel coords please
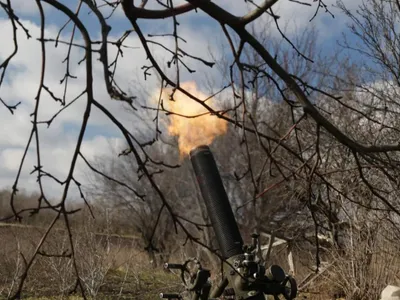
left=0, top=148, right=25, bottom=172
left=0, top=18, right=128, bottom=200
left=7, top=0, right=40, bottom=16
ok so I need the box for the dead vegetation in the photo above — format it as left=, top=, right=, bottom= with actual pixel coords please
left=0, top=200, right=181, bottom=299
left=0, top=190, right=399, bottom=299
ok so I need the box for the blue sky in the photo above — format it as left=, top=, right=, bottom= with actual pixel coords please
left=0, top=0, right=365, bottom=199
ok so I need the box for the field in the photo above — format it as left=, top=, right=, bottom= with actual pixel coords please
left=0, top=217, right=399, bottom=300
left=5, top=269, right=180, bottom=299
left=0, top=223, right=182, bottom=299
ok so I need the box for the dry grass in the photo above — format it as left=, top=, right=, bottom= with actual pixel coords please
left=0, top=223, right=181, bottom=299
left=1, top=200, right=399, bottom=299
left=2, top=222, right=399, bottom=299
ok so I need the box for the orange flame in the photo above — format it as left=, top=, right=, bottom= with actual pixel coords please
left=161, top=82, right=227, bottom=157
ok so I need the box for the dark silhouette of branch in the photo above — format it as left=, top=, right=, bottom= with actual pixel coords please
left=123, top=0, right=200, bottom=19
left=239, top=0, right=279, bottom=25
